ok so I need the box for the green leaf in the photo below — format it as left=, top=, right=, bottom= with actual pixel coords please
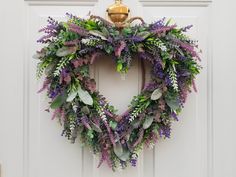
left=143, top=116, right=154, bottom=129
left=87, top=129, right=94, bottom=139
left=151, top=88, right=162, bottom=100
left=136, top=31, right=151, bottom=39
left=166, top=18, right=173, bottom=26
left=50, top=93, right=66, bottom=109
left=118, top=148, right=130, bottom=161
left=116, top=62, right=123, bottom=72
left=89, top=30, right=107, bottom=40
left=66, top=90, right=78, bottom=102
left=165, top=97, right=180, bottom=110
left=175, top=46, right=184, bottom=56
left=109, top=121, right=117, bottom=130
left=131, top=119, right=141, bottom=129
left=91, top=122, right=102, bottom=133
left=101, top=27, right=110, bottom=37
left=56, top=46, right=77, bottom=57
left=81, top=106, right=90, bottom=115
left=104, top=45, right=113, bottom=54
left=33, top=52, right=45, bottom=59
left=114, top=142, right=123, bottom=157
left=122, top=28, right=132, bottom=35
left=77, top=86, right=93, bottom=106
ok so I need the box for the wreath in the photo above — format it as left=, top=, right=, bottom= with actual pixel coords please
left=35, top=13, right=201, bottom=171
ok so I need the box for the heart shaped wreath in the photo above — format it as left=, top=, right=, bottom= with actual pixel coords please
left=35, top=13, right=201, bottom=170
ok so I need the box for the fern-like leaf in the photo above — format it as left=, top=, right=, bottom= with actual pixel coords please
left=168, top=67, right=179, bottom=92
left=53, top=55, right=74, bottom=76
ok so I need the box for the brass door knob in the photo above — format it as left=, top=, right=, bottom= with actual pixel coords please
left=107, top=0, right=130, bottom=24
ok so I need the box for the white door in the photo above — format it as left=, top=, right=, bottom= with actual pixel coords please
left=1, top=0, right=236, bottom=177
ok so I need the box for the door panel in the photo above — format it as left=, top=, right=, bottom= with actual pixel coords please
left=24, top=1, right=211, bottom=177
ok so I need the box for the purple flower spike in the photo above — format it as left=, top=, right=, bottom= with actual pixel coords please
left=159, top=125, right=171, bottom=138
left=171, top=112, right=179, bottom=121
left=181, top=24, right=193, bottom=32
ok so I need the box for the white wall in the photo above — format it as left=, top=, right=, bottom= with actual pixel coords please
left=0, top=0, right=235, bottom=177
left=211, top=1, right=236, bottom=176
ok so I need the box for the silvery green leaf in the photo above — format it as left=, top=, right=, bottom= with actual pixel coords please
left=56, top=46, right=77, bottom=57
left=91, top=122, right=102, bottom=133
left=131, top=119, right=141, bottom=129
left=77, top=86, right=93, bottom=106
left=165, top=97, right=180, bottom=110
left=101, top=27, right=110, bottom=37
left=33, top=53, right=44, bottom=59
left=66, top=91, right=78, bottom=102
left=151, top=88, right=162, bottom=100
left=125, top=134, right=130, bottom=141
left=143, top=116, right=154, bottom=129
left=114, top=142, right=123, bottom=157
left=81, top=106, right=90, bottom=114
left=175, top=46, right=184, bottom=56
left=118, top=149, right=131, bottom=161
left=89, top=30, right=107, bottom=40
left=45, top=63, right=55, bottom=75
left=136, top=31, right=151, bottom=39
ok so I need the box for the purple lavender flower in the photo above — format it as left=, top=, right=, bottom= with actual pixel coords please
left=152, top=25, right=177, bottom=34
left=165, top=75, right=172, bottom=86
left=64, top=39, right=80, bottom=46
left=138, top=52, right=154, bottom=63
left=51, top=108, right=61, bottom=120
left=177, top=54, right=187, bottom=61
left=37, top=78, right=50, bottom=93
left=81, top=116, right=92, bottom=129
left=37, top=33, right=56, bottom=43
left=68, top=23, right=88, bottom=36
left=173, top=39, right=200, bottom=61
left=181, top=24, right=193, bottom=32
left=150, top=17, right=166, bottom=30
left=49, top=87, right=60, bottom=99
left=37, top=17, right=60, bottom=43
left=143, top=82, right=157, bottom=91
left=153, top=61, right=164, bottom=78
left=130, top=36, right=145, bottom=42
left=171, top=112, right=179, bottom=121
left=115, top=41, right=126, bottom=57
left=66, top=12, right=80, bottom=20
left=130, top=158, right=137, bottom=167
left=159, top=125, right=171, bottom=138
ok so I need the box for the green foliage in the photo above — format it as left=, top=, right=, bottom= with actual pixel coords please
left=109, top=121, right=117, bottom=130
left=145, top=37, right=167, bottom=51
left=50, top=92, right=67, bottom=109
left=143, top=116, right=154, bottom=129
left=77, top=85, right=93, bottom=106
left=151, top=88, right=162, bottom=100
left=54, top=54, right=75, bottom=76
left=36, top=57, right=53, bottom=78
left=91, top=122, right=102, bottom=133
left=129, top=95, right=151, bottom=122
left=56, top=46, right=77, bottom=57
left=168, top=66, right=179, bottom=92
left=81, top=38, right=102, bottom=47
left=165, top=92, right=180, bottom=111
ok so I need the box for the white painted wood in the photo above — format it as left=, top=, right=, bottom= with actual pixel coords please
left=139, top=0, right=212, bottom=7
left=211, top=1, right=236, bottom=177
left=24, top=2, right=210, bottom=177
left=1, top=0, right=236, bottom=177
